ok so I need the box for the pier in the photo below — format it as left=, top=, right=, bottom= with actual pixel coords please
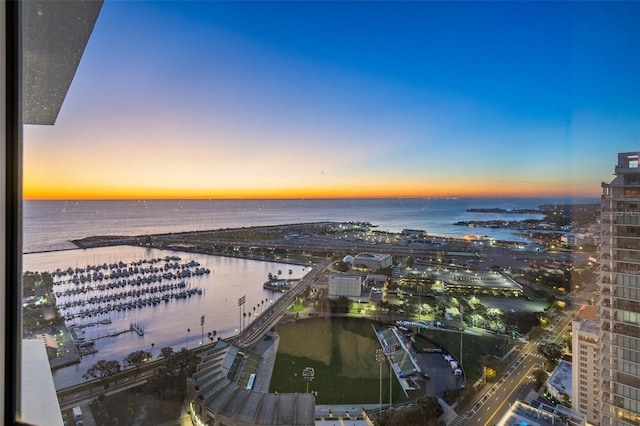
left=80, top=322, right=145, bottom=345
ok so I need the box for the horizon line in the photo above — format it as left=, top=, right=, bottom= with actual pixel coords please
left=23, top=195, right=601, bottom=202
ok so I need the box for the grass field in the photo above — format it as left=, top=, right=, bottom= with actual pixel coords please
left=270, top=317, right=511, bottom=404
left=270, top=317, right=406, bottom=404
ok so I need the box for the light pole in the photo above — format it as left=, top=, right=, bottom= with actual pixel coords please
left=375, top=348, right=385, bottom=415
left=460, top=306, right=464, bottom=367
left=385, top=347, right=396, bottom=408
left=200, top=315, right=205, bottom=350
left=302, top=367, right=315, bottom=393
left=418, top=287, right=422, bottom=334
left=238, top=295, right=246, bottom=332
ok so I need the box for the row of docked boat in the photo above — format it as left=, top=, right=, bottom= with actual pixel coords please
left=53, top=277, right=196, bottom=298
left=53, top=256, right=208, bottom=282
left=55, top=281, right=192, bottom=309
left=52, top=255, right=184, bottom=277
left=65, top=264, right=210, bottom=284
left=61, top=287, right=203, bottom=321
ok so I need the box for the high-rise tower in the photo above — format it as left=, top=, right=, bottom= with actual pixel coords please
left=598, top=152, right=640, bottom=426
left=572, top=305, right=599, bottom=424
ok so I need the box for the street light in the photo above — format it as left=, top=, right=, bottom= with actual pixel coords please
left=375, top=348, right=386, bottom=415
left=302, top=367, right=315, bottom=393
left=385, top=347, right=396, bottom=408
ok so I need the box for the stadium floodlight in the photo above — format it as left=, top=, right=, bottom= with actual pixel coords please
left=302, top=367, right=315, bottom=393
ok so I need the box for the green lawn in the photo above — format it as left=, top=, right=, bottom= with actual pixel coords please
left=270, top=317, right=511, bottom=403
left=270, top=317, right=406, bottom=404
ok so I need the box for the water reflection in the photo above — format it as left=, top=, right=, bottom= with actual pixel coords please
left=23, top=246, right=309, bottom=389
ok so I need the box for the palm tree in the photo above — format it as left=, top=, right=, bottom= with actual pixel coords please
left=288, top=269, right=293, bottom=280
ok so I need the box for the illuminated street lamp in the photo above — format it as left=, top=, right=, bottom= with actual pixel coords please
left=302, top=367, right=315, bottom=393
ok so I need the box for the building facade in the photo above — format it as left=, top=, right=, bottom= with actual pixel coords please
left=328, top=274, right=363, bottom=298
left=598, top=152, right=640, bottom=426
left=572, top=306, right=599, bottom=424
left=353, top=252, right=393, bottom=270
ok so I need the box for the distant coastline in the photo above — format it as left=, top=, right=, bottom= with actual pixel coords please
left=456, top=203, right=599, bottom=232
left=23, top=198, right=599, bottom=253
left=466, top=208, right=541, bottom=214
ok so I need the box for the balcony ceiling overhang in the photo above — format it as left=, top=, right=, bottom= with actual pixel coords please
left=23, top=0, right=103, bottom=125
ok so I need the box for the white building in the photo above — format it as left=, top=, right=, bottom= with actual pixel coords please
left=571, top=305, right=599, bottom=424
left=328, top=274, right=363, bottom=298
left=22, top=340, right=64, bottom=426
left=353, top=252, right=393, bottom=270
left=547, top=359, right=572, bottom=406
left=598, top=152, right=640, bottom=426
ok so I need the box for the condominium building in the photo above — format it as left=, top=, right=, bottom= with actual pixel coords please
left=572, top=305, right=599, bottom=424
left=598, top=151, right=640, bottom=426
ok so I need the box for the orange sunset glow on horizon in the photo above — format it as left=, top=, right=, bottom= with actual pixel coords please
left=22, top=178, right=599, bottom=201
left=22, top=1, right=637, bottom=203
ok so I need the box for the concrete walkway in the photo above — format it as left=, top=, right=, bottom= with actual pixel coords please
left=251, top=331, right=280, bottom=393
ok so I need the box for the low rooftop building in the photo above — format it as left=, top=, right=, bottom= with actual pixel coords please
left=328, top=274, right=364, bottom=298
left=496, top=400, right=586, bottom=426
left=353, top=252, right=393, bottom=270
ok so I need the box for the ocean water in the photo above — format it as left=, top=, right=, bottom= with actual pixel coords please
left=21, top=197, right=594, bottom=388
left=23, top=197, right=595, bottom=253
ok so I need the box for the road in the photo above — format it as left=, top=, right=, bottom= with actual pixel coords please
left=231, top=259, right=331, bottom=347
left=451, top=307, right=576, bottom=426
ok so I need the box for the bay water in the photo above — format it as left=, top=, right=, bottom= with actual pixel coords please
left=22, top=197, right=591, bottom=388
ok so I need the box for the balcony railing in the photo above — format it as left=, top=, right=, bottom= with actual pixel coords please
left=615, top=165, right=640, bottom=173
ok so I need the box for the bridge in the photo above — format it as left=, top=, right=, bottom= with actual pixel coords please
left=229, top=259, right=332, bottom=348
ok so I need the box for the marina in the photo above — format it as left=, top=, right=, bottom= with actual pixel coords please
left=51, top=256, right=209, bottom=322
left=23, top=245, right=309, bottom=389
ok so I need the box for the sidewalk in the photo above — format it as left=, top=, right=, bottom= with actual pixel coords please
left=252, top=331, right=280, bottom=393
left=438, top=397, right=459, bottom=424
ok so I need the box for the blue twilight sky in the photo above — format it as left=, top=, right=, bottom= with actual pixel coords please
left=24, top=1, right=640, bottom=199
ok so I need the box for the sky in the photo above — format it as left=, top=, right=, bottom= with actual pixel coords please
left=23, top=1, right=640, bottom=200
